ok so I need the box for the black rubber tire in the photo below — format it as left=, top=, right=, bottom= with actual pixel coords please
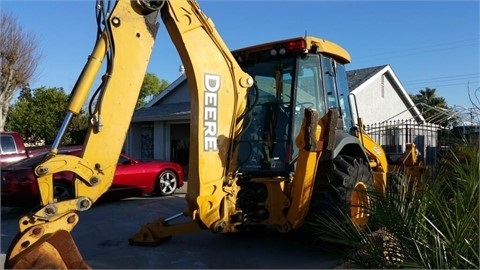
left=386, top=171, right=415, bottom=205
left=156, top=169, right=178, bottom=196
left=307, top=155, right=374, bottom=228
left=53, top=182, right=73, bottom=201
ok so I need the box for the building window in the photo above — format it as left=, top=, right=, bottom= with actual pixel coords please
left=381, top=75, right=385, bottom=98
left=140, top=123, right=154, bottom=160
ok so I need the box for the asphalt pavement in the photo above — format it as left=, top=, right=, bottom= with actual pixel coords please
left=1, top=182, right=343, bottom=269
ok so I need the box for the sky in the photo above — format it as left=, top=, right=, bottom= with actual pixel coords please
left=1, top=0, right=479, bottom=110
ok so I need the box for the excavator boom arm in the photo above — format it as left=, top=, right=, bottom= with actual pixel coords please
left=5, top=0, right=253, bottom=268
left=160, top=0, right=252, bottom=227
left=6, top=1, right=161, bottom=267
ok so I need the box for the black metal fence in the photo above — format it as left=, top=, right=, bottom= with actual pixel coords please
left=365, top=119, right=445, bottom=170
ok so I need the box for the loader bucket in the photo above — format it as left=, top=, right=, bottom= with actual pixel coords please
left=5, top=230, right=90, bottom=269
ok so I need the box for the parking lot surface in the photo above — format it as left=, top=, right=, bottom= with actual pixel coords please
left=1, top=187, right=341, bottom=269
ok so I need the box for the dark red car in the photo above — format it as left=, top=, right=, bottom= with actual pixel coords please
left=1, top=150, right=185, bottom=207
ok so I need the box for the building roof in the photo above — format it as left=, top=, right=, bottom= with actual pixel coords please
left=132, top=64, right=424, bottom=123
left=132, top=101, right=190, bottom=122
left=348, top=64, right=424, bottom=123
left=347, top=65, right=388, bottom=91
left=144, top=74, right=187, bottom=108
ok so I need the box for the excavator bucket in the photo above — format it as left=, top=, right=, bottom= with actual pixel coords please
left=5, top=230, right=90, bottom=269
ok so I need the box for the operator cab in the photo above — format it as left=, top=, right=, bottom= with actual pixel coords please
left=233, top=36, right=354, bottom=177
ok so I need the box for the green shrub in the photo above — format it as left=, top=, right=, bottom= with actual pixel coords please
left=309, top=144, right=479, bottom=269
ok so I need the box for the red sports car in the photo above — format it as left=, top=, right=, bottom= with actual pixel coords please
left=1, top=150, right=185, bottom=208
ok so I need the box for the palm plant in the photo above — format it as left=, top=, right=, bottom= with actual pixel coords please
left=308, top=143, right=479, bottom=269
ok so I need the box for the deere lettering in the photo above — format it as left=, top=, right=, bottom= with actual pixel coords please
left=204, top=74, right=220, bottom=151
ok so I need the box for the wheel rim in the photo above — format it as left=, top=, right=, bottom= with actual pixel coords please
left=159, top=171, right=177, bottom=195
left=350, top=181, right=369, bottom=227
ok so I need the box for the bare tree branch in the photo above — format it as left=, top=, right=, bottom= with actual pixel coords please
left=0, top=11, right=40, bottom=131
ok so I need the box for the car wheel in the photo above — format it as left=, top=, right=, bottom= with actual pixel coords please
left=157, top=169, right=178, bottom=196
left=54, top=182, right=73, bottom=201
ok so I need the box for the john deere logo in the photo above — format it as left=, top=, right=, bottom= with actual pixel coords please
left=203, top=73, right=220, bottom=151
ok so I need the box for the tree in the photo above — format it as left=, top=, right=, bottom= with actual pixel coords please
left=410, top=87, right=452, bottom=126
left=136, top=72, right=169, bottom=109
left=411, top=87, right=447, bottom=108
left=5, top=87, right=87, bottom=145
left=0, top=11, right=40, bottom=131
left=68, top=113, right=89, bottom=146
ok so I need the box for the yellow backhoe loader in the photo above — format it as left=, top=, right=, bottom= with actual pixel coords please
left=4, top=0, right=426, bottom=268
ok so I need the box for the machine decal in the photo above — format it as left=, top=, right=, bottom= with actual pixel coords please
left=204, top=73, right=220, bottom=151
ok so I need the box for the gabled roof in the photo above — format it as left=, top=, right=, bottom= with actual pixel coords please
left=347, top=65, right=388, bottom=91
left=144, top=74, right=187, bottom=108
left=347, top=64, right=424, bottom=123
left=132, top=74, right=189, bottom=122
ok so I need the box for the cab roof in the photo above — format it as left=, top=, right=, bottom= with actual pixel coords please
left=232, top=36, right=351, bottom=64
